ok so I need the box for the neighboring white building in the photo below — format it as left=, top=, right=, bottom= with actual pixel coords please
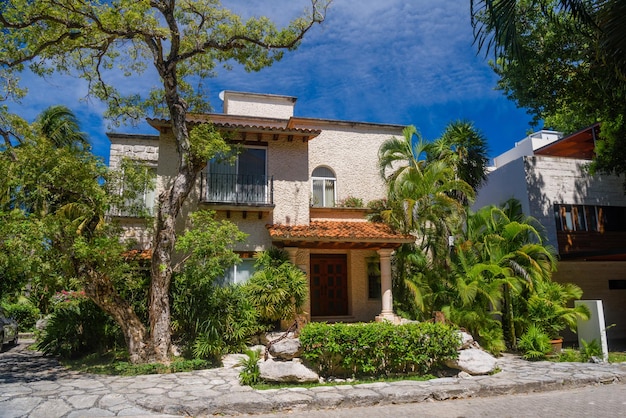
left=108, top=91, right=413, bottom=324
left=475, top=125, right=626, bottom=342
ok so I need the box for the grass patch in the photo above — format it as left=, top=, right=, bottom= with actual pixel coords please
left=609, top=352, right=626, bottom=363
left=251, top=373, right=437, bottom=390
left=551, top=348, right=626, bottom=364
left=61, top=350, right=216, bottom=375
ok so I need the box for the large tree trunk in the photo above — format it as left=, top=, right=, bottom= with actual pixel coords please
left=84, top=270, right=152, bottom=364
left=149, top=81, right=202, bottom=362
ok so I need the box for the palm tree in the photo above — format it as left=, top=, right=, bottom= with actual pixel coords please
left=377, top=125, right=474, bottom=319
left=36, top=105, right=89, bottom=150
left=458, top=202, right=557, bottom=349
left=428, top=120, right=489, bottom=195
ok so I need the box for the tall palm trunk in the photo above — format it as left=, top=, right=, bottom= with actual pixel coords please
left=503, top=283, right=516, bottom=350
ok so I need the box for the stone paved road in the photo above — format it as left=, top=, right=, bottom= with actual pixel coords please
left=241, top=384, right=626, bottom=417
left=2, top=339, right=626, bottom=417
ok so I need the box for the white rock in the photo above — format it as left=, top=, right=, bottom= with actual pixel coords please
left=457, top=331, right=475, bottom=349
left=258, top=358, right=319, bottom=383
left=268, top=338, right=302, bottom=360
left=445, top=348, right=497, bottom=375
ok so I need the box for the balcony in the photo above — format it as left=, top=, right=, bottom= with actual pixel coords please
left=200, top=172, right=274, bottom=210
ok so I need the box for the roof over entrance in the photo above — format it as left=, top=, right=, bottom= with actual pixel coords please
left=266, top=221, right=415, bottom=250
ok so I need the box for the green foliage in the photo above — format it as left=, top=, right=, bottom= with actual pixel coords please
left=0, top=0, right=329, bottom=124
left=474, top=0, right=626, bottom=182
left=558, top=348, right=580, bottom=363
left=243, top=248, right=308, bottom=325
left=579, top=339, right=602, bottom=363
left=174, top=210, right=247, bottom=285
left=36, top=292, right=123, bottom=359
left=1, top=300, right=40, bottom=332
left=1, top=0, right=329, bottom=363
left=237, top=348, right=262, bottom=386
left=608, top=352, right=626, bottom=363
left=187, top=285, right=262, bottom=361
left=63, top=352, right=213, bottom=375
left=525, top=281, right=590, bottom=339
left=300, top=322, right=459, bottom=378
left=337, top=196, right=364, bottom=208
left=171, top=210, right=259, bottom=361
left=517, top=325, right=552, bottom=360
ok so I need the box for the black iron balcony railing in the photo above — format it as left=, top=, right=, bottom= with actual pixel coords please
left=200, top=172, right=273, bottom=206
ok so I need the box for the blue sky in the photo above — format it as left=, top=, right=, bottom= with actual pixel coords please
left=7, top=0, right=537, bottom=164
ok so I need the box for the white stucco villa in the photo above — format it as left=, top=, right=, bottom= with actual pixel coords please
left=474, top=125, right=626, bottom=341
left=108, top=91, right=414, bottom=324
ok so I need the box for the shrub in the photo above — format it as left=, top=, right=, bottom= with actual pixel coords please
left=237, top=348, right=262, bottom=386
left=172, top=282, right=262, bottom=361
left=36, top=292, right=123, bottom=358
left=299, top=322, right=459, bottom=378
left=337, top=196, right=364, bottom=208
left=243, top=248, right=308, bottom=325
left=579, top=338, right=602, bottom=362
left=517, top=325, right=551, bottom=360
left=2, top=300, right=40, bottom=332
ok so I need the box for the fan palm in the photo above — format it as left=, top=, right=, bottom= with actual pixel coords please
left=427, top=120, right=489, bottom=195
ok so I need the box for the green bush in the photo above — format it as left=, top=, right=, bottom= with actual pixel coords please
left=579, top=338, right=602, bottom=362
left=237, top=348, right=262, bottom=386
left=2, top=301, right=40, bottom=332
left=243, top=248, right=308, bottom=325
left=517, top=325, right=551, bottom=360
left=172, top=281, right=263, bottom=361
left=36, top=292, right=123, bottom=358
left=300, top=322, right=459, bottom=378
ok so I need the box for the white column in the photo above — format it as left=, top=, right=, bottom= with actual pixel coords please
left=376, top=248, right=399, bottom=323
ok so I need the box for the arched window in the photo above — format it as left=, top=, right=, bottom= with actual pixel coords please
left=312, top=166, right=336, bottom=207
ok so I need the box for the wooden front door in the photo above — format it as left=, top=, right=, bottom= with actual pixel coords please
left=310, top=254, right=348, bottom=316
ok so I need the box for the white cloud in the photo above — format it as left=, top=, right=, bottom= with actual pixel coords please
left=4, top=0, right=534, bottom=161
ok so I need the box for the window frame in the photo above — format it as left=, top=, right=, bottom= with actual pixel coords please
left=207, top=145, right=268, bottom=204
left=311, top=166, right=337, bottom=208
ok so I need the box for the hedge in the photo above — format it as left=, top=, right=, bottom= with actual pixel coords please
left=300, top=321, right=460, bottom=378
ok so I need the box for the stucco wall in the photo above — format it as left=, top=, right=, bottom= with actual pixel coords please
left=223, top=92, right=295, bottom=119
left=214, top=211, right=272, bottom=252
left=473, top=158, right=530, bottom=213
left=524, top=155, right=626, bottom=250
left=309, top=126, right=400, bottom=207
left=553, top=261, right=626, bottom=341
left=155, top=131, right=309, bottom=252
left=268, top=139, right=310, bottom=227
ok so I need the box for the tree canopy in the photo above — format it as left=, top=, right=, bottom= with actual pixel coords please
left=471, top=0, right=626, bottom=181
left=0, top=0, right=329, bottom=363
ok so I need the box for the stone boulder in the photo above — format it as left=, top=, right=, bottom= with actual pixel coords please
left=457, top=330, right=480, bottom=350
left=258, top=358, right=319, bottom=383
left=268, top=338, right=303, bottom=360
left=445, top=348, right=497, bottom=375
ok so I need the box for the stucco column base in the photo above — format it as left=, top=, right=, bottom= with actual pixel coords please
left=375, top=312, right=402, bottom=324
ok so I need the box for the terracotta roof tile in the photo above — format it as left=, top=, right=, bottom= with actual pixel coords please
left=266, top=221, right=413, bottom=243
left=147, top=114, right=322, bottom=136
